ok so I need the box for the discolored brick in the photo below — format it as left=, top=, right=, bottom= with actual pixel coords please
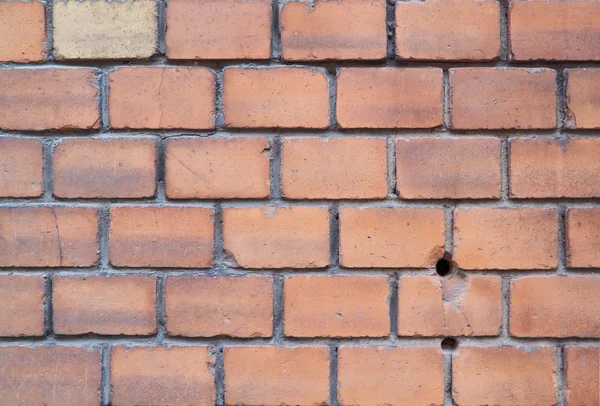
left=567, top=208, right=600, bottom=268
left=0, top=138, right=44, bottom=198
left=565, top=347, right=600, bottom=406
left=566, top=69, right=600, bottom=128
left=0, top=275, right=45, bottom=337
left=0, top=1, right=46, bottom=62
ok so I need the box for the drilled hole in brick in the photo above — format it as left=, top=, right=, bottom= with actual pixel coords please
left=441, top=338, right=458, bottom=351
left=435, top=258, right=453, bottom=277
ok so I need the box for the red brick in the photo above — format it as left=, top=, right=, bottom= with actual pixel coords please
left=281, top=137, right=387, bottom=199
left=339, top=208, right=445, bottom=268
left=0, top=275, right=45, bottom=337
left=511, top=276, right=600, bottom=338
left=338, top=347, right=444, bottom=406
left=0, top=207, right=98, bottom=268
left=53, top=275, right=156, bottom=336
left=111, top=346, right=215, bottom=406
left=0, top=1, right=46, bottom=62
left=166, top=137, right=270, bottom=199
left=0, top=138, right=44, bottom=198
left=337, top=68, right=443, bottom=128
left=0, top=346, right=101, bottom=406
left=0, top=69, right=100, bottom=131
left=510, top=138, right=600, bottom=198
left=453, top=347, right=557, bottom=406
left=53, top=138, right=156, bottom=199
left=453, top=208, right=558, bottom=270
left=225, top=346, right=329, bottom=406
left=398, top=275, right=502, bottom=337
left=280, top=0, right=386, bottom=61
left=110, top=207, right=214, bottom=268
left=396, top=137, right=501, bottom=199
left=566, top=69, right=600, bottom=128
left=109, top=67, right=215, bottom=129
left=167, top=0, right=271, bottom=60
left=166, top=276, right=273, bottom=337
left=222, top=207, right=329, bottom=268
left=396, top=0, right=500, bottom=61
left=224, top=67, right=330, bottom=128
left=284, top=275, right=389, bottom=337
left=450, top=68, right=557, bottom=129
left=567, top=208, right=600, bottom=268
left=510, top=0, right=600, bottom=61
left=565, top=347, right=600, bottom=406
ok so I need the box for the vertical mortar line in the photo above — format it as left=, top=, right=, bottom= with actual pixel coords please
left=556, top=345, right=566, bottom=406
left=44, top=0, right=54, bottom=61
left=271, top=0, right=282, bottom=62
left=273, top=274, right=285, bottom=343
left=387, top=137, right=398, bottom=198
left=157, top=0, right=167, bottom=57
left=101, top=344, right=111, bottom=406
left=156, top=275, right=167, bottom=343
left=329, top=344, right=339, bottom=406
left=98, top=69, right=110, bottom=132
left=156, top=137, right=167, bottom=202
left=389, top=272, right=399, bottom=341
left=386, top=0, right=396, bottom=61
left=443, top=351, right=454, bottom=406
left=214, top=204, right=224, bottom=267
left=444, top=207, right=454, bottom=255
left=556, top=69, right=566, bottom=130
left=215, top=70, right=225, bottom=130
left=328, top=69, right=338, bottom=130
left=557, top=204, right=567, bottom=275
left=42, top=138, right=55, bottom=201
left=215, top=345, right=225, bottom=406
left=443, top=69, right=452, bottom=129
left=499, top=0, right=510, bottom=62
left=44, top=273, right=54, bottom=337
left=500, top=137, right=510, bottom=201
left=270, top=136, right=283, bottom=200
left=329, top=203, right=340, bottom=270
left=98, top=206, right=111, bottom=270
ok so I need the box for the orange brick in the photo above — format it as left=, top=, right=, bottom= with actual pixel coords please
left=0, top=347, right=101, bottom=406
left=280, top=0, right=386, bottom=61
left=53, top=138, right=156, bottom=199
left=110, top=207, right=214, bottom=268
left=281, top=137, right=387, bottom=199
left=511, top=276, right=600, bottom=338
left=225, top=346, right=329, bottom=406
left=565, top=347, right=600, bottom=406
left=337, top=68, right=443, bottom=128
left=396, top=137, right=501, bottom=199
left=53, top=275, right=156, bottom=336
left=111, top=346, right=215, bottom=406
left=339, top=208, right=445, bottom=268
left=396, top=0, right=500, bottom=61
left=398, top=275, right=502, bottom=337
left=510, top=138, right=600, bottom=198
left=567, top=208, right=600, bottom=268
left=109, top=67, right=215, bottom=129
left=0, top=138, right=44, bottom=198
left=0, top=275, right=45, bottom=337
left=0, top=207, right=98, bottom=268
left=0, top=1, right=46, bottom=62
left=166, top=276, right=273, bottom=337
left=338, top=347, right=444, bottom=406
left=453, top=347, right=557, bottom=406
left=224, top=67, right=330, bottom=128
left=166, top=137, right=270, bottom=199
left=566, top=69, right=600, bottom=128
left=0, top=69, right=100, bottom=131
left=450, top=68, right=557, bottom=129
left=284, top=275, right=389, bottom=337
left=167, top=0, right=271, bottom=60
left=510, top=0, right=600, bottom=61
left=223, top=207, right=329, bottom=268
left=454, top=208, right=558, bottom=270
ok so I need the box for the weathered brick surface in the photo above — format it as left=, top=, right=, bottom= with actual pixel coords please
left=225, top=346, right=329, bottom=406
left=111, top=346, right=215, bottom=406
left=567, top=208, right=600, bottom=268
left=167, top=0, right=272, bottom=60
left=109, top=67, right=216, bottom=129
left=396, top=0, right=500, bottom=61
left=0, top=347, right=101, bottom=406
left=166, top=276, right=273, bottom=337
left=566, top=69, right=600, bottom=128
left=281, top=137, right=387, bottom=199
left=284, top=275, right=389, bottom=337
left=166, top=137, right=271, bottom=199
left=53, top=275, right=157, bottom=336
left=280, top=0, right=387, bottom=61
left=0, top=138, right=44, bottom=198
left=337, top=68, right=444, bottom=128
left=0, top=275, right=45, bottom=337
left=338, top=347, right=444, bottom=406
left=0, top=1, right=46, bottom=62
left=339, top=208, right=445, bottom=268
left=0, top=69, right=100, bottom=131
left=511, top=276, right=600, bottom=338
left=399, top=275, right=502, bottom=337
left=565, top=347, right=600, bottom=406
left=53, top=138, right=157, bottom=199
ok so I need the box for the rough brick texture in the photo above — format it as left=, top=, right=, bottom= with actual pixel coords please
left=0, top=1, right=46, bottom=62
left=566, top=68, right=600, bottom=128
left=0, top=275, right=45, bottom=337
left=0, top=138, right=44, bottom=198
left=567, top=208, right=600, bottom=268
left=565, top=347, right=600, bottom=406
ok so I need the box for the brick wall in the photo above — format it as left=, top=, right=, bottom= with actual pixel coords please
left=0, top=0, right=599, bottom=405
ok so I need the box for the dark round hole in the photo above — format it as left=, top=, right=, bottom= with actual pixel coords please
left=441, top=337, right=458, bottom=351
left=436, top=258, right=452, bottom=277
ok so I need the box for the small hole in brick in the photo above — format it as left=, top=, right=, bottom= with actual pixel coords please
left=436, top=258, right=452, bottom=277
left=441, top=338, right=458, bottom=351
